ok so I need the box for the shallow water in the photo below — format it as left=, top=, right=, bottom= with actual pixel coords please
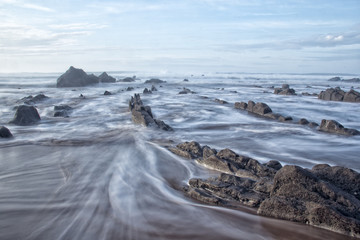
left=0, top=72, right=359, bottom=239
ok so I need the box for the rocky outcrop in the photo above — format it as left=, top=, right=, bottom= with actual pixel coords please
left=328, top=76, right=360, bottom=83
left=56, top=66, right=99, bottom=88
left=318, top=87, right=360, bottom=102
left=143, top=88, right=152, bottom=94
left=274, top=84, right=296, bottom=95
left=169, top=141, right=360, bottom=238
left=151, top=85, right=157, bottom=91
left=99, top=72, right=116, bottom=83
left=10, top=105, right=41, bottom=125
left=0, top=126, right=13, bottom=138
left=215, top=99, right=228, bottom=104
left=104, top=91, right=112, bottom=95
left=144, top=78, right=166, bottom=84
left=128, top=94, right=172, bottom=131
left=54, top=105, right=72, bottom=117
left=126, top=87, right=134, bottom=91
left=21, top=94, right=49, bottom=105
left=319, top=119, right=359, bottom=136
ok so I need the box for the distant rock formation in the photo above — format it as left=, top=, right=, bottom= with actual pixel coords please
left=328, top=76, right=341, bottom=81
left=56, top=66, right=99, bottom=87
left=119, top=77, right=136, bottom=82
left=169, top=141, right=360, bottom=238
left=328, top=76, right=360, bottom=82
left=10, top=105, right=41, bottom=125
left=99, top=72, right=116, bottom=83
left=144, top=78, right=166, bottom=84
left=318, top=87, right=360, bottom=102
left=274, top=84, right=296, bottom=95
left=128, top=94, right=172, bottom=131
left=319, top=119, right=359, bottom=136
left=178, top=88, right=195, bottom=94
left=0, top=126, right=13, bottom=138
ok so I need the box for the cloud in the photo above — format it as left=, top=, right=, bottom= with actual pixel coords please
left=0, top=0, right=54, bottom=12
left=49, top=23, right=108, bottom=31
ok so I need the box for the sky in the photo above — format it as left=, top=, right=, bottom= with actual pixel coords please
left=0, top=0, right=359, bottom=74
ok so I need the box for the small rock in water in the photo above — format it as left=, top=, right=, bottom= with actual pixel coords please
left=99, top=72, right=116, bottom=83
left=319, top=119, right=360, bottom=136
left=143, top=88, right=152, bottom=94
left=0, top=126, right=13, bottom=138
left=9, top=105, right=41, bottom=125
left=104, top=91, right=112, bottom=95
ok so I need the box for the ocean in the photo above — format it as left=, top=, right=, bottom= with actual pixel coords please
left=0, top=71, right=359, bottom=239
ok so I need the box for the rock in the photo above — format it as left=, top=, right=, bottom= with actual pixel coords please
left=343, top=89, right=360, bottom=102
left=308, top=122, right=319, bottom=128
left=54, top=105, right=72, bottom=117
left=176, top=141, right=203, bottom=158
left=278, top=116, right=292, bottom=122
left=104, top=91, right=112, bottom=95
left=22, top=94, right=49, bottom=105
left=128, top=94, right=172, bottom=131
left=143, top=88, right=152, bottom=94
left=119, top=77, right=135, bottom=82
left=274, top=84, right=296, bottom=95
left=234, top=102, right=247, bottom=110
left=0, top=126, right=13, bottom=138
left=258, top=165, right=360, bottom=238
left=215, top=99, right=228, bottom=104
left=299, top=118, right=309, bottom=125
left=264, top=160, right=282, bottom=170
left=252, top=102, right=272, bottom=115
left=57, top=66, right=99, bottom=87
left=328, top=77, right=341, bottom=81
left=183, top=79, right=189, bottom=82
left=151, top=85, right=158, bottom=91
left=246, top=100, right=256, bottom=112
left=179, top=88, right=195, bottom=94
left=99, top=72, right=116, bottom=83
left=126, top=87, right=134, bottom=91
left=10, top=105, right=41, bottom=125
left=144, top=78, right=166, bottom=84
left=319, top=119, right=360, bottom=136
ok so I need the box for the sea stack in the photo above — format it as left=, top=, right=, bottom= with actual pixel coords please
left=56, top=66, right=99, bottom=87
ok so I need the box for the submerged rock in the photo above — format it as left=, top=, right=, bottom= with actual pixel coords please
left=104, top=91, right=112, bottom=95
left=179, top=88, right=195, bottom=94
left=0, top=126, right=13, bottom=138
left=319, top=119, right=359, bottom=136
left=99, top=72, right=116, bottom=83
left=144, top=78, right=166, bottom=84
left=57, top=66, right=99, bottom=87
left=128, top=94, right=172, bottom=131
left=215, top=99, right=228, bottom=104
left=10, top=105, right=41, bottom=125
left=21, top=94, right=49, bottom=105
left=54, top=105, right=72, bottom=117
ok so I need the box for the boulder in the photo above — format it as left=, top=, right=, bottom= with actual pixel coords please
left=10, top=105, right=41, bottom=125
left=343, top=78, right=360, bottom=83
left=0, top=126, right=13, bottom=138
left=343, top=89, right=360, bottom=102
left=104, top=91, right=112, bottom=95
left=143, top=88, right=152, bottom=94
left=299, top=118, right=310, bottom=125
left=274, top=84, right=296, bottom=95
left=179, top=88, right=195, bottom=94
left=252, top=102, right=272, bottom=115
left=151, top=85, right=158, bottom=91
left=215, top=99, right=228, bottom=104
left=126, top=87, right=134, bottom=91
left=319, top=119, right=360, bottom=136
left=54, top=105, right=72, bottom=117
left=144, top=78, right=166, bottom=84
left=56, top=66, right=99, bottom=87
left=183, top=79, right=189, bottom=82
left=317, top=87, right=360, bottom=102
left=234, top=102, right=247, bottom=110
left=99, top=72, right=116, bottom=83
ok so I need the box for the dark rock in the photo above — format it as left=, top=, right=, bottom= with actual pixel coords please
left=274, top=85, right=296, bottom=95
left=176, top=141, right=203, bottom=158
left=119, top=77, right=136, bottom=82
left=54, top=105, right=72, bottom=117
left=343, top=78, right=360, bottom=83
left=264, top=160, right=282, bottom=170
left=57, top=66, right=99, bottom=87
left=246, top=100, right=256, bottom=112
left=252, top=102, right=272, bottom=115
left=126, top=87, right=134, bottom=91
left=143, top=88, right=152, bottom=94
left=144, top=78, right=166, bottom=84
left=179, top=88, right=195, bottom=94
left=0, top=126, right=13, bottom=138
left=128, top=94, right=172, bottom=131
left=151, top=85, right=158, bottom=91
left=10, top=105, right=41, bottom=125
left=318, top=87, right=349, bottom=102
left=299, top=118, right=309, bottom=125
left=278, top=116, right=292, bottom=122
left=99, top=72, right=116, bottom=83
left=328, top=77, right=341, bottom=81
left=308, top=122, right=319, bottom=128
left=319, top=119, right=360, bottom=136
left=22, top=94, right=49, bottom=105
left=258, top=165, right=360, bottom=238
left=183, top=79, right=189, bottom=82
left=264, top=113, right=281, bottom=120
left=104, top=91, right=112, bottom=95
left=234, top=102, right=247, bottom=110
left=215, top=99, right=228, bottom=104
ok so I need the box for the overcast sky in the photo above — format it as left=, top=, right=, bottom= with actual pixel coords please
left=0, top=0, right=359, bottom=74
